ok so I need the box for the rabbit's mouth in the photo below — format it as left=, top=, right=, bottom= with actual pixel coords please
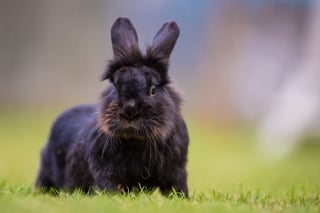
left=121, top=119, right=141, bottom=129
left=115, top=118, right=159, bottom=141
left=119, top=113, right=140, bottom=124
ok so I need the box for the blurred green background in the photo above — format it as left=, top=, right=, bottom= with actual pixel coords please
left=1, top=1, right=320, bottom=209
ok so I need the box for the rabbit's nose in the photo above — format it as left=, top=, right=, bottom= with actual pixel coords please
left=121, top=100, right=139, bottom=121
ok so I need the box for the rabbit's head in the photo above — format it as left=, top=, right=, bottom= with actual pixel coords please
left=99, top=17, right=181, bottom=141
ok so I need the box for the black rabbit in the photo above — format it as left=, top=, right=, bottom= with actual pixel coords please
left=36, top=17, right=189, bottom=197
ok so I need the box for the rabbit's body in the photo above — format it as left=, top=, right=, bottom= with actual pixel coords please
left=36, top=17, right=189, bottom=197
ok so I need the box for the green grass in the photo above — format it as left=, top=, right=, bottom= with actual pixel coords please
left=0, top=108, right=320, bottom=212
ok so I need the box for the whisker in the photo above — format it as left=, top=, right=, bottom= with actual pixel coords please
left=101, top=134, right=112, bottom=160
left=91, top=111, right=100, bottom=115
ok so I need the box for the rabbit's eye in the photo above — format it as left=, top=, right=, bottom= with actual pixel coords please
left=149, top=84, right=157, bottom=96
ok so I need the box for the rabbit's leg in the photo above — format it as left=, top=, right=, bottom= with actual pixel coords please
left=159, top=167, right=188, bottom=198
left=64, top=143, right=94, bottom=193
left=92, top=170, right=119, bottom=192
left=35, top=163, right=56, bottom=192
left=86, top=152, right=120, bottom=192
left=35, top=145, right=58, bottom=192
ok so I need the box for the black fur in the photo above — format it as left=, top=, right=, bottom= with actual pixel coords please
left=36, top=17, right=189, bottom=197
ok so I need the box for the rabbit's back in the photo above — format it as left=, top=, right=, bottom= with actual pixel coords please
left=36, top=104, right=96, bottom=189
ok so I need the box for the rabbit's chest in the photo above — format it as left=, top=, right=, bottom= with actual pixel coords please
left=114, top=143, right=166, bottom=183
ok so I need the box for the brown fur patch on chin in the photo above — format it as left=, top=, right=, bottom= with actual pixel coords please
left=152, top=126, right=172, bottom=141
left=98, top=101, right=120, bottom=136
left=98, top=114, right=113, bottom=136
left=98, top=113, right=146, bottom=141
left=119, top=128, right=146, bottom=141
left=151, top=117, right=175, bottom=141
left=151, top=127, right=163, bottom=140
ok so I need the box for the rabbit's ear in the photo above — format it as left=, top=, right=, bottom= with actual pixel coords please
left=111, top=17, right=139, bottom=58
left=149, top=22, right=180, bottom=59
